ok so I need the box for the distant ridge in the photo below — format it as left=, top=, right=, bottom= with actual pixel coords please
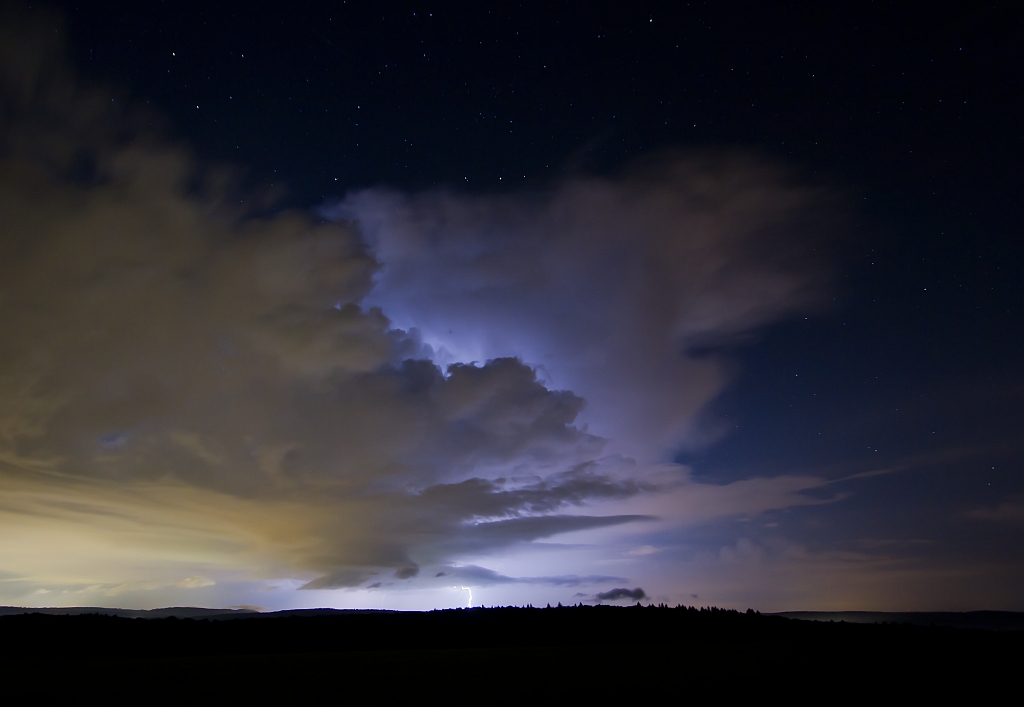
left=769, top=611, right=1024, bottom=632
left=0, top=606, right=395, bottom=620
left=3, top=606, right=1022, bottom=630
left=0, top=606, right=260, bottom=620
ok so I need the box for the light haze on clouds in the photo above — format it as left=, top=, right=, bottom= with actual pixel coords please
left=0, top=5, right=871, bottom=611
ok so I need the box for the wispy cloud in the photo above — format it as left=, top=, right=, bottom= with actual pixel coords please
left=968, top=500, right=1024, bottom=525
left=431, top=564, right=625, bottom=588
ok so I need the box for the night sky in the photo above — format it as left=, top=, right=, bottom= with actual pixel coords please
left=0, top=1, right=1020, bottom=611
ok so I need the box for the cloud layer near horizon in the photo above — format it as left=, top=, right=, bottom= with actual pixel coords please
left=0, top=7, right=843, bottom=608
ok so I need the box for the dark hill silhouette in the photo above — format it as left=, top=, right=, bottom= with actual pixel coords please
left=0, top=605, right=260, bottom=620
left=0, top=604, right=1018, bottom=700
left=770, top=610, right=1024, bottom=631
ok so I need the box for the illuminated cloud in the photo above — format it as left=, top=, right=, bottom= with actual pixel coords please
left=428, top=564, right=624, bottom=588
left=332, top=152, right=833, bottom=460
left=0, top=11, right=652, bottom=604
left=0, top=7, right=844, bottom=609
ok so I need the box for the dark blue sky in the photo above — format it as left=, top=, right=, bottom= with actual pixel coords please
left=1, top=0, right=1019, bottom=610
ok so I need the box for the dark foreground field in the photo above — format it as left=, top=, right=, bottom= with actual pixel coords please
left=1, top=605, right=1020, bottom=701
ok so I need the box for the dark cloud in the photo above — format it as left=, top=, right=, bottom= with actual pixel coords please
left=458, top=514, right=653, bottom=549
left=301, top=569, right=378, bottom=591
left=596, top=588, right=647, bottom=602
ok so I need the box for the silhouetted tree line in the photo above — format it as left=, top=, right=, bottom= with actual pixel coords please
left=0, top=605, right=1020, bottom=702
left=0, top=603, right=1019, bottom=664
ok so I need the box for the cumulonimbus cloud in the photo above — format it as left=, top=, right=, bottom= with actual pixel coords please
left=0, top=8, right=656, bottom=598
left=330, top=150, right=834, bottom=460
left=0, top=6, right=839, bottom=606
